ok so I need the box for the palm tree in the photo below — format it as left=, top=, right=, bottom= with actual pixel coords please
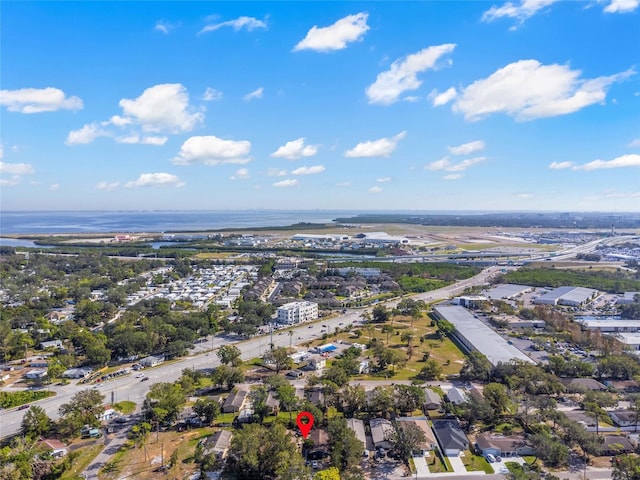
left=381, top=325, right=394, bottom=345
left=288, top=330, right=293, bottom=350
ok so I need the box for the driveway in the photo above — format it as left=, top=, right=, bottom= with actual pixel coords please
left=447, top=454, right=467, bottom=474
left=413, top=456, right=430, bottom=478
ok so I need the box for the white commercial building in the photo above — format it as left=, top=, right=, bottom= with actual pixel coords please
left=533, top=286, right=598, bottom=307
left=433, top=305, right=535, bottom=367
left=276, top=301, right=318, bottom=324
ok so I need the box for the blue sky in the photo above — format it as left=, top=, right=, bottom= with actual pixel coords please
left=1, top=1, right=639, bottom=212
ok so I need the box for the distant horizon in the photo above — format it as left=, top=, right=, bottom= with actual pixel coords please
left=2, top=208, right=640, bottom=215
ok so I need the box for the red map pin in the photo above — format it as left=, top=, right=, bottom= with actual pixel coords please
left=296, top=411, right=314, bottom=439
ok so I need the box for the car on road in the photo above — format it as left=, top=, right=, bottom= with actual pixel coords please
left=17, top=404, right=30, bottom=410
left=140, top=376, right=149, bottom=382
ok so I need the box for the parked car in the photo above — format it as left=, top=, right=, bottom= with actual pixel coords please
left=486, top=454, right=497, bottom=463
left=17, top=405, right=30, bottom=410
left=140, top=376, right=149, bottom=382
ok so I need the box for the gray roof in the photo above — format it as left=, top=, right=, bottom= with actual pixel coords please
left=205, top=430, right=233, bottom=454
left=446, top=387, right=468, bottom=405
left=432, top=419, right=469, bottom=452
left=370, top=418, right=394, bottom=446
left=424, top=388, right=442, bottom=406
left=346, top=418, right=366, bottom=447
left=434, top=305, right=535, bottom=366
left=485, top=284, right=531, bottom=300
left=535, top=286, right=597, bottom=304
left=223, top=390, right=247, bottom=409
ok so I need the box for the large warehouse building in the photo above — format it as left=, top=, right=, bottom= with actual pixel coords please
left=485, top=284, right=532, bottom=300
left=433, top=305, right=535, bottom=367
left=533, top=286, right=598, bottom=307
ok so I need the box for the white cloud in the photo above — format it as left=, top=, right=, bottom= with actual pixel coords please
left=96, top=181, right=120, bottom=191
left=429, top=87, right=457, bottom=107
left=0, top=87, right=83, bottom=113
left=273, top=179, right=298, bottom=188
left=155, top=20, right=180, bottom=34
left=266, top=168, right=288, bottom=177
left=125, top=172, right=185, bottom=188
left=115, top=134, right=168, bottom=146
left=345, top=131, right=406, bottom=158
left=482, top=0, right=559, bottom=26
left=604, top=0, right=639, bottom=13
left=368, top=185, right=382, bottom=194
left=293, top=12, right=369, bottom=52
left=243, top=87, right=264, bottom=101
left=426, top=156, right=450, bottom=171
left=453, top=60, right=634, bottom=121
left=336, top=182, right=351, bottom=187
left=202, top=87, right=223, bottom=101
left=109, top=115, right=132, bottom=126
left=426, top=155, right=484, bottom=172
left=119, top=83, right=204, bottom=133
left=516, top=192, right=535, bottom=198
left=447, top=140, right=485, bottom=156
left=172, top=135, right=251, bottom=166
left=628, top=138, right=640, bottom=148
left=66, top=123, right=111, bottom=145
left=572, top=153, right=640, bottom=171
left=443, top=174, right=462, bottom=180
left=271, top=138, right=318, bottom=160
left=49, top=183, right=61, bottom=191
left=365, top=44, right=456, bottom=105
left=549, top=161, right=574, bottom=169
left=446, top=156, right=486, bottom=172
left=0, top=161, right=34, bottom=175
left=200, top=16, right=267, bottom=34
left=230, top=168, right=250, bottom=180
left=0, top=176, right=21, bottom=187
left=291, top=165, right=325, bottom=175
left=377, top=177, right=392, bottom=183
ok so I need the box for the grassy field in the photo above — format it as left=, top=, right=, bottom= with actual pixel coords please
left=113, top=401, right=136, bottom=414
left=307, top=312, right=466, bottom=381
left=59, top=443, right=104, bottom=480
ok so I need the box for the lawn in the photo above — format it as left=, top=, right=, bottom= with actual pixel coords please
left=113, top=401, right=136, bottom=414
left=461, top=451, right=494, bottom=473
left=59, top=443, right=104, bottom=480
left=425, top=451, right=451, bottom=473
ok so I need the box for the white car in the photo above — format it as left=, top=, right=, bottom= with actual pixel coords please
left=486, top=454, right=497, bottom=463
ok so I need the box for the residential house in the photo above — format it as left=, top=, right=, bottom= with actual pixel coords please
left=222, top=390, right=247, bottom=413
left=446, top=387, right=468, bottom=405
left=602, top=435, right=634, bottom=455
left=432, top=419, right=470, bottom=456
left=202, top=430, right=233, bottom=460
left=475, top=433, right=535, bottom=457
left=423, top=388, right=442, bottom=410
left=24, top=369, right=47, bottom=380
left=308, top=429, right=330, bottom=460
left=36, top=438, right=68, bottom=458
left=307, top=355, right=326, bottom=371
left=609, top=410, right=639, bottom=428
left=98, top=405, right=117, bottom=422
left=396, top=417, right=437, bottom=455
left=40, top=340, right=64, bottom=350
left=306, top=389, right=325, bottom=407
left=265, top=391, right=280, bottom=414
left=370, top=418, right=394, bottom=450
left=346, top=418, right=367, bottom=456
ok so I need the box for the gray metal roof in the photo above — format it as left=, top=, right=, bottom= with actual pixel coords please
left=434, top=305, right=535, bottom=366
left=535, top=286, right=597, bottom=304
left=485, top=284, right=531, bottom=299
